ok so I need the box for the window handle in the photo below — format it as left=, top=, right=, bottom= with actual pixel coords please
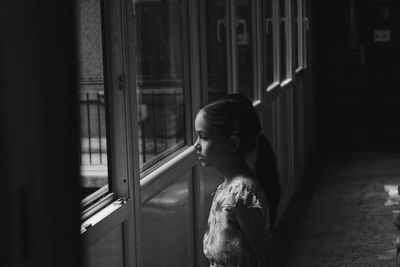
left=236, top=19, right=249, bottom=45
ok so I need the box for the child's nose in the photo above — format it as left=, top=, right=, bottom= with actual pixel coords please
left=193, top=139, right=201, bottom=151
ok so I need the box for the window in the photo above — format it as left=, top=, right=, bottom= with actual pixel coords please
left=302, top=0, right=308, bottom=68
left=264, top=0, right=278, bottom=89
left=205, top=0, right=228, bottom=102
left=76, top=0, right=111, bottom=202
left=204, top=0, right=259, bottom=101
left=235, top=0, right=256, bottom=100
left=279, top=0, right=291, bottom=81
left=293, top=0, right=300, bottom=70
left=294, top=0, right=307, bottom=70
left=134, top=0, right=188, bottom=173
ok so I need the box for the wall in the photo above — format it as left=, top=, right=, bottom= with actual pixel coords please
left=0, top=1, right=82, bottom=266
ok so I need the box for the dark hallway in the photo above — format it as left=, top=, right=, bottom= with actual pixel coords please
left=314, top=0, right=400, bottom=150
left=286, top=152, right=400, bottom=266
left=287, top=1, right=400, bottom=263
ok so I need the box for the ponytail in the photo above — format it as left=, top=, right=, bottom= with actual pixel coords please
left=255, top=134, right=282, bottom=229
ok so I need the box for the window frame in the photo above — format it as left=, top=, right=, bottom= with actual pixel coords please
left=76, top=0, right=129, bottom=220
left=131, top=0, right=201, bottom=201
left=279, top=0, right=293, bottom=84
left=292, top=0, right=301, bottom=72
left=200, top=0, right=263, bottom=101
left=295, top=0, right=307, bottom=72
left=265, top=0, right=280, bottom=92
left=302, top=0, right=309, bottom=69
left=80, top=3, right=137, bottom=263
left=231, top=0, right=262, bottom=101
left=132, top=0, right=194, bottom=178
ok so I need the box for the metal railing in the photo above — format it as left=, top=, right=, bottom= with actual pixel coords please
left=78, top=85, right=185, bottom=174
left=79, top=90, right=107, bottom=167
left=138, top=89, right=185, bottom=171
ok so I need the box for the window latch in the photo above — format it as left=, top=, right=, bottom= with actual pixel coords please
left=113, top=197, right=128, bottom=205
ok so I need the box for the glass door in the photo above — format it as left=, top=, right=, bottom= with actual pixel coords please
left=205, top=0, right=228, bottom=102
left=203, top=0, right=259, bottom=102
left=235, top=0, right=257, bottom=100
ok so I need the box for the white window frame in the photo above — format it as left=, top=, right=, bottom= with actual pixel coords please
left=302, top=0, right=309, bottom=69
left=80, top=1, right=137, bottom=267
left=294, top=0, right=303, bottom=73
left=78, top=0, right=131, bottom=226
left=279, top=0, right=293, bottom=86
left=265, top=0, right=281, bottom=92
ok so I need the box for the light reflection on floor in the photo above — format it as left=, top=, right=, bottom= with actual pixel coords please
left=384, top=184, right=400, bottom=206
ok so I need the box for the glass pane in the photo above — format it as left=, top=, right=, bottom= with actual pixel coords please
left=302, top=0, right=307, bottom=68
left=293, top=0, right=299, bottom=70
left=76, top=0, right=110, bottom=200
left=265, top=0, right=275, bottom=87
left=279, top=0, right=287, bottom=80
left=206, top=0, right=228, bottom=102
left=86, top=225, right=124, bottom=267
left=236, top=0, right=255, bottom=100
left=140, top=171, right=194, bottom=267
left=135, top=0, right=187, bottom=172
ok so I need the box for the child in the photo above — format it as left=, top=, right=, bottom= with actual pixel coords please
left=194, top=94, right=282, bottom=267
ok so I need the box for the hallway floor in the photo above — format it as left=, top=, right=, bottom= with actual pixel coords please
left=286, top=152, right=400, bottom=266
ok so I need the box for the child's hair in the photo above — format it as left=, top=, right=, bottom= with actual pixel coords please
left=201, top=94, right=282, bottom=227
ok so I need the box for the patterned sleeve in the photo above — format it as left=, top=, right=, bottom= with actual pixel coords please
left=231, top=181, right=271, bottom=266
left=230, top=181, right=268, bottom=212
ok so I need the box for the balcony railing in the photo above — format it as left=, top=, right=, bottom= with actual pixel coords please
left=79, top=80, right=185, bottom=195
left=78, top=81, right=108, bottom=198
left=138, top=88, right=184, bottom=171
left=79, top=90, right=107, bottom=166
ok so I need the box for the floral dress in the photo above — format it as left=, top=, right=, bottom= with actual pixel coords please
left=203, top=176, right=270, bottom=267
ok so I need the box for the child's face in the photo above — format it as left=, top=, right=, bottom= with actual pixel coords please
left=193, top=110, right=230, bottom=168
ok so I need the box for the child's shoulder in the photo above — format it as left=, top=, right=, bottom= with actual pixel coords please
left=229, top=175, right=260, bottom=191
left=224, top=176, right=267, bottom=207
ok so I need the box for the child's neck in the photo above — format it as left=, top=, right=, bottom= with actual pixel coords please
left=218, top=157, right=253, bottom=186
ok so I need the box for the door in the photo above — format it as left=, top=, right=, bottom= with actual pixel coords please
left=204, top=0, right=260, bottom=102
left=318, top=0, right=400, bottom=149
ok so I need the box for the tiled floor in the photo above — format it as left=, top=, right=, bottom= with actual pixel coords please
left=286, top=152, right=400, bottom=266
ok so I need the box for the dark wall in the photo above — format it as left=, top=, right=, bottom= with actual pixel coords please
left=313, top=0, right=400, bottom=151
left=0, top=1, right=82, bottom=267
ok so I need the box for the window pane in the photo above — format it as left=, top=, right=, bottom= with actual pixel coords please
left=236, top=0, right=255, bottom=100
left=279, top=0, right=287, bottom=80
left=76, top=0, right=110, bottom=200
left=87, top=225, right=124, bottom=267
left=135, top=0, right=187, bottom=172
left=293, top=0, right=299, bottom=70
left=140, top=171, right=194, bottom=267
left=302, top=0, right=307, bottom=68
left=206, top=0, right=228, bottom=102
left=264, top=0, right=275, bottom=87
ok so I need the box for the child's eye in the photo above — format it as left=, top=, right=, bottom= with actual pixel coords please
left=198, top=134, right=207, bottom=140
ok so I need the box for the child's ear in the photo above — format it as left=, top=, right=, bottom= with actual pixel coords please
left=226, top=135, right=240, bottom=152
